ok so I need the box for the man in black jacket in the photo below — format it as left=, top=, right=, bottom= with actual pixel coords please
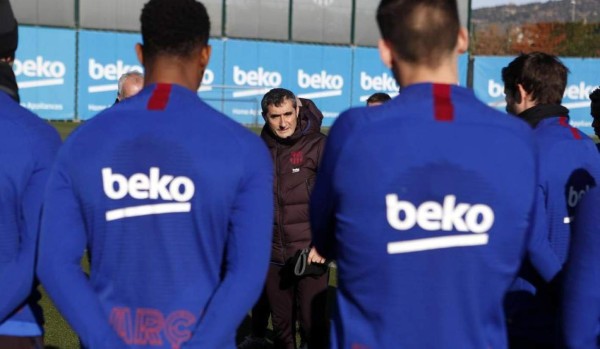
left=241, top=88, right=328, bottom=349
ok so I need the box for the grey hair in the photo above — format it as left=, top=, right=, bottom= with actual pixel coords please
left=117, top=70, right=144, bottom=98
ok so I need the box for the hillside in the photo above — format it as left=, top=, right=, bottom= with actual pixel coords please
left=472, top=0, right=600, bottom=26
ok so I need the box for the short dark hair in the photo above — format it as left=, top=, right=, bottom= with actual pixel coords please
left=502, top=52, right=569, bottom=106
left=140, top=0, right=210, bottom=60
left=591, top=87, right=600, bottom=118
left=376, top=0, right=459, bottom=68
left=366, top=92, right=392, bottom=105
left=261, top=88, right=297, bottom=116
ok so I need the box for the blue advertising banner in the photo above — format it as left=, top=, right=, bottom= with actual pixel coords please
left=290, top=44, right=352, bottom=127
left=351, top=47, right=399, bottom=107
left=78, top=30, right=143, bottom=120
left=473, top=56, right=599, bottom=134
left=351, top=48, right=468, bottom=109
left=223, top=39, right=292, bottom=125
left=198, top=39, right=224, bottom=113
left=14, top=26, right=76, bottom=120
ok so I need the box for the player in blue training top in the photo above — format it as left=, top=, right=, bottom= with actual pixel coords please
left=501, top=52, right=600, bottom=349
left=37, top=1, right=273, bottom=348
left=310, top=1, right=538, bottom=348
left=561, top=187, right=600, bottom=349
left=0, top=0, right=62, bottom=347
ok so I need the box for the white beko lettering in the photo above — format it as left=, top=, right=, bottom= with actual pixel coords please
left=360, top=72, right=398, bottom=92
left=298, top=69, right=343, bottom=90
left=89, top=59, right=143, bottom=81
left=233, top=66, right=281, bottom=87
left=564, top=185, right=591, bottom=224
left=102, top=167, right=195, bottom=221
left=13, top=56, right=66, bottom=78
left=385, top=194, right=494, bottom=254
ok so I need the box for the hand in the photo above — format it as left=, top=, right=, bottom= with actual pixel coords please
left=307, top=247, right=326, bottom=264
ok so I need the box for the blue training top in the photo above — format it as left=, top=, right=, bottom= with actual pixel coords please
left=506, top=114, right=600, bottom=344
left=311, top=83, right=538, bottom=349
left=0, top=91, right=61, bottom=336
left=561, top=186, right=600, bottom=349
left=37, top=83, right=273, bottom=349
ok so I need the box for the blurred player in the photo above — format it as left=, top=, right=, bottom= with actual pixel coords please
left=310, top=0, right=539, bottom=348
left=37, top=1, right=273, bottom=348
left=366, top=92, right=391, bottom=106
left=0, top=0, right=62, bottom=347
left=560, top=186, right=600, bottom=349
left=502, top=52, right=600, bottom=349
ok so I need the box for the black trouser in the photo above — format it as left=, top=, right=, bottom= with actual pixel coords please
left=0, top=336, right=44, bottom=349
left=265, top=263, right=329, bottom=349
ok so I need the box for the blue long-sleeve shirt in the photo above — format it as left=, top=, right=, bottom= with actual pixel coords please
left=0, top=91, right=61, bottom=335
left=310, top=83, right=538, bottom=349
left=561, top=186, right=600, bottom=349
left=505, top=115, right=600, bottom=343
left=37, top=83, right=273, bottom=349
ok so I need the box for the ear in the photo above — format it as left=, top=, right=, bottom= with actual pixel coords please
left=517, top=84, right=531, bottom=103
left=135, top=43, right=144, bottom=66
left=456, top=27, right=469, bottom=55
left=199, top=44, right=212, bottom=71
left=378, top=39, right=394, bottom=69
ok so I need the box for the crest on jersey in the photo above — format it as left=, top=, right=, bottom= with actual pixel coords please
left=290, top=151, right=304, bottom=165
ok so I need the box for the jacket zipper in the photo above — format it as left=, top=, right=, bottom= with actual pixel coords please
left=275, top=144, right=286, bottom=263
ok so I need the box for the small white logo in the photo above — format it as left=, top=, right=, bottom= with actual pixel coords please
left=102, top=167, right=195, bottom=221
left=313, top=0, right=335, bottom=7
left=292, top=168, right=300, bottom=173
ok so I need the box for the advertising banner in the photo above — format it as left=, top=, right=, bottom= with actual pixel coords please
left=198, top=39, right=224, bottom=113
left=290, top=44, right=352, bottom=126
left=78, top=30, right=143, bottom=120
left=351, top=47, right=399, bottom=107
left=473, top=56, right=599, bottom=134
left=223, top=39, right=292, bottom=125
left=14, top=26, right=76, bottom=120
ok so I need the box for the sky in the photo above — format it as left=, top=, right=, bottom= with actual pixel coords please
left=471, top=0, right=549, bottom=9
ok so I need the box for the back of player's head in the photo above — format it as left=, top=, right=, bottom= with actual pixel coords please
left=366, top=92, right=392, bottom=106
left=502, top=52, right=568, bottom=106
left=376, top=0, right=460, bottom=68
left=261, top=88, right=297, bottom=116
left=140, top=0, right=210, bottom=61
left=0, top=0, right=18, bottom=60
left=591, top=87, right=600, bottom=118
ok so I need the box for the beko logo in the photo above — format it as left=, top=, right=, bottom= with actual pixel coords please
left=385, top=194, right=494, bottom=254
left=13, top=56, right=66, bottom=89
left=102, top=167, right=195, bottom=221
left=232, top=66, right=282, bottom=98
left=359, top=72, right=399, bottom=102
left=88, top=59, right=143, bottom=94
left=297, top=69, right=344, bottom=100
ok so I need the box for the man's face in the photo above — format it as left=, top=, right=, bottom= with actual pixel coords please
left=264, top=98, right=298, bottom=139
left=120, top=77, right=143, bottom=100
left=504, top=88, right=525, bottom=115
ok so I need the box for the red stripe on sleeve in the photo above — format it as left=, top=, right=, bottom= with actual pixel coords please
left=147, top=83, right=173, bottom=111
left=433, top=84, right=454, bottom=122
left=559, top=116, right=582, bottom=140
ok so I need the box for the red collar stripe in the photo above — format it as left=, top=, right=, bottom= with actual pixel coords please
left=147, top=83, right=173, bottom=111
left=433, top=84, right=454, bottom=122
left=559, top=116, right=582, bottom=140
